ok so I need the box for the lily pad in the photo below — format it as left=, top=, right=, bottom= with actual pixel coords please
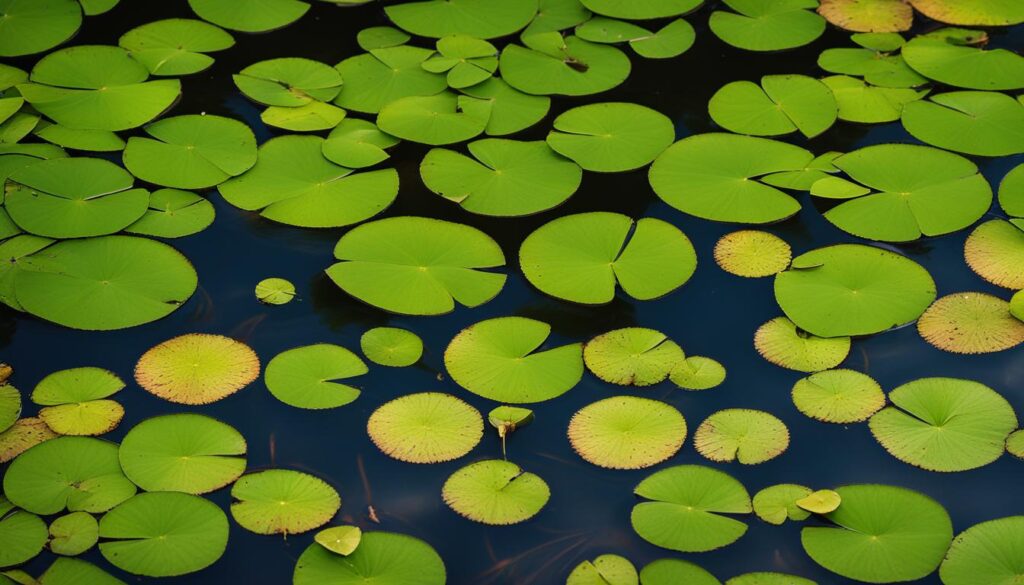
left=870, top=377, right=1017, bottom=472
left=818, top=47, right=927, bottom=89
left=714, top=230, right=792, bottom=278
left=918, top=292, right=1024, bottom=354
left=583, top=328, right=683, bottom=386
left=230, top=469, right=339, bottom=535
left=709, top=75, right=837, bottom=138
left=649, top=133, right=813, bottom=223
left=632, top=465, right=751, bottom=553
left=792, top=369, right=885, bottom=423
left=694, top=409, right=790, bottom=464
left=499, top=35, right=631, bottom=96
left=188, top=0, right=309, bottom=33
left=118, top=413, right=247, bottom=494
left=999, top=163, right=1024, bottom=217
left=420, top=139, right=581, bottom=216
left=134, top=333, right=260, bottom=405
left=902, top=91, right=1024, bottom=157
left=119, top=19, right=235, bottom=76
left=0, top=235, right=54, bottom=312
left=261, top=100, right=347, bottom=132
left=126, top=189, right=216, bottom=239
left=726, top=573, right=815, bottom=585
left=460, top=76, right=551, bottom=136
left=385, top=0, right=538, bottom=39
left=315, top=525, right=361, bottom=556
left=377, top=92, right=491, bottom=145
left=360, top=327, right=422, bottom=367
left=801, top=484, right=953, bottom=583
left=817, top=0, right=912, bottom=32
left=48, top=511, right=98, bottom=556
left=99, top=492, right=228, bottom=577
left=32, top=367, right=125, bottom=437
left=546, top=102, right=674, bottom=172
left=522, top=0, right=593, bottom=36
left=821, top=75, right=926, bottom=123
left=797, top=489, right=841, bottom=514
left=752, top=483, right=812, bottom=525
left=326, top=216, right=505, bottom=315
left=0, top=418, right=56, bottom=463
left=640, top=559, right=721, bottom=585
left=321, top=118, right=400, bottom=168
left=0, top=385, right=20, bottom=433
left=234, top=58, right=342, bottom=107
left=669, top=356, right=727, bottom=390
left=444, top=316, right=583, bottom=403
left=265, top=344, right=367, bottom=409
left=567, top=554, right=637, bottom=585
left=629, top=19, right=696, bottom=59
left=356, top=26, right=410, bottom=50
left=568, top=395, right=686, bottom=469
left=33, top=122, right=126, bottom=153
left=580, top=0, right=701, bottom=19
left=774, top=244, right=936, bottom=338
left=0, top=505, right=47, bottom=567
left=442, top=459, right=549, bottom=525
left=423, top=35, right=498, bottom=89
left=1013, top=291, right=1024, bottom=322
left=294, top=531, right=446, bottom=585
left=709, top=0, right=826, bottom=52
left=907, top=0, right=1024, bottom=26
left=0, top=0, right=82, bottom=58
left=902, top=30, right=1024, bottom=91
left=965, top=220, right=1024, bottom=290
left=367, top=392, right=483, bottom=463
left=37, top=558, right=125, bottom=585
left=754, top=317, right=850, bottom=372
left=254, top=277, right=295, bottom=305
left=940, top=516, right=1024, bottom=585
left=333, top=46, right=446, bottom=114
left=520, top=212, right=697, bottom=303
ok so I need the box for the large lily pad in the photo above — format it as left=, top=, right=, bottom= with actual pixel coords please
left=367, top=392, right=483, bottom=463
left=293, top=531, right=446, bottom=585
left=385, top=0, right=538, bottom=39
left=135, top=334, right=259, bottom=404
left=48, top=511, right=98, bottom=556
left=568, top=396, right=686, bottom=469
left=442, top=459, right=549, bottom=525
left=0, top=0, right=82, bottom=58
left=265, top=344, right=367, bottom=409
left=901, top=91, right=1024, bottom=157
left=499, top=35, right=631, bottom=96
left=694, top=409, right=790, bottom=464
left=188, top=0, right=309, bottom=33
left=709, top=0, right=826, bottom=52
left=902, top=30, right=1024, bottom=91
left=917, top=292, right=1024, bottom=354
left=940, top=516, right=1024, bottom=585
left=230, top=469, right=339, bottom=535
left=546, top=102, right=674, bottom=172
left=234, top=58, right=342, bottom=107
left=709, top=75, right=837, bottom=138
left=37, top=558, right=126, bottom=585
left=119, top=18, right=234, bottom=76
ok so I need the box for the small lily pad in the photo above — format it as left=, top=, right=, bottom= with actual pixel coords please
left=709, top=0, right=826, bottom=52
left=694, top=409, right=790, bottom=465
left=442, top=459, right=550, bottom=525
left=965, top=220, right=1024, bottom=290
left=119, top=18, right=234, bottom=76
left=360, top=327, right=422, bottom=367
left=567, top=554, right=637, bottom=585
left=265, top=344, right=367, bottom=409
left=917, top=292, right=1024, bottom=354
left=294, top=531, right=445, bottom=585
left=37, top=558, right=124, bottom=585
left=32, top=366, right=124, bottom=437
left=726, top=573, right=815, bottom=585
left=791, top=369, right=885, bottom=423
left=357, top=26, right=410, bottom=50
left=261, top=100, right=346, bottom=132
left=367, top=392, right=483, bottom=463
left=230, top=469, right=340, bottom=535
left=754, top=317, right=850, bottom=372
left=629, top=19, right=696, bottom=59
left=818, top=46, right=927, bottom=89
left=423, top=35, right=498, bottom=89
left=125, top=189, right=215, bottom=239
left=0, top=505, right=47, bottom=567
left=546, top=102, right=674, bottom=172
left=135, top=333, right=260, bottom=405
left=315, top=525, right=361, bottom=556
left=32, top=122, right=125, bottom=152
left=752, top=483, right=812, bottom=525
left=321, top=118, right=400, bottom=168
left=796, top=489, right=841, bottom=514
left=568, top=396, right=686, bottom=469
left=255, top=277, right=295, bottom=305
left=583, top=328, right=683, bottom=386
left=714, top=230, right=791, bottom=278
left=940, top=516, right=1024, bottom=585
left=709, top=75, right=837, bottom=138
left=580, top=0, right=702, bottom=19
left=377, top=92, right=491, bottom=145
left=48, top=511, right=98, bottom=556
left=998, top=164, right=1024, bottom=218
left=234, top=58, right=342, bottom=107
left=669, top=356, right=727, bottom=391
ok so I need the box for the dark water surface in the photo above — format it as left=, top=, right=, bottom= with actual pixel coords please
left=3, top=2, right=1024, bottom=584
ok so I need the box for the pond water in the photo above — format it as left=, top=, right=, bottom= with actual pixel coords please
left=2, top=2, right=1023, bottom=584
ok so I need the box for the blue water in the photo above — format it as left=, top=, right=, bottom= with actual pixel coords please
left=3, top=2, right=1023, bottom=584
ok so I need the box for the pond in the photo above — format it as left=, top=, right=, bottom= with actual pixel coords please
left=1, top=1, right=1023, bottom=584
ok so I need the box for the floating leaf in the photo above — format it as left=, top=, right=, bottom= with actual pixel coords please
left=230, top=469, right=339, bottom=535
left=580, top=0, right=701, bottom=19
left=568, top=396, right=686, bottom=469
left=817, top=0, right=912, bottom=32
left=357, top=26, right=410, bottom=50
left=907, top=0, right=1024, bottom=26
left=0, top=385, right=19, bottom=433
left=752, top=484, right=812, bottom=525
left=796, top=489, right=841, bottom=514
left=791, top=369, right=885, bottom=423
left=377, top=92, right=491, bottom=145
left=33, top=122, right=126, bottom=152
left=1013, top=291, right=1024, bottom=322
left=488, top=405, right=534, bottom=457
left=367, top=392, right=483, bottom=463
left=940, top=516, right=1024, bottom=585
left=499, top=35, right=631, bottom=96
left=423, top=35, right=498, bottom=89
left=546, top=102, right=674, bottom=172
left=902, top=30, right=1024, bottom=91
left=135, top=333, right=260, bottom=405
left=188, top=0, right=309, bottom=33
left=321, top=118, right=400, bottom=168
left=918, top=292, right=1024, bottom=354
left=333, top=46, right=446, bottom=114
left=233, top=58, right=342, bottom=107
left=669, top=356, right=727, bottom=391
left=522, top=0, right=593, bottom=37
left=442, top=459, right=549, bottom=525
left=726, top=573, right=815, bottom=585
left=445, top=316, right=583, bottom=403
left=119, top=18, right=234, bottom=76
left=0, top=0, right=82, bottom=58
left=754, top=317, right=850, bottom=372
left=315, top=526, right=361, bottom=556
left=632, top=465, right=751, bottom=553
left=694, top=409, right=789, bottom=464
left=0, top=418, right=56, bottom=463
left=0, top=504, right=47, bottom=567
left=118, top=414, right=246, bottom=494
left=639, top=559, right=720, bottom=585
left=708, top=75, right=837, bottom=138
left=583, top=328, right=683, bottom=386
left=818, top=46, right=927, bottom=89
left=821, top=75, right=926, bottom=123
left=254, top=277, right=295, bottom=305
left=385, top=0, right=538, bottom=39
left=629, top=19, right=696, bottom=59
left=125, top=189, right=215, bottom=239
left=261, top=100, right=347, bottom=132
left=714, top=230, right=791, bottom=278
left=265, top=344, right=367, bottom=409
left=326, top=216, right=505, bottom=315
left=0, top=235, right=54, bottom=313
left=37, top=558, right=124, bottom=585
left=567, top=555, right=637, bottom=585
left=32, top=367, right=124, bottom=436
left=709, top=0, right=826, bottom=52
left=360, top=327, right=422, bottom=367
left=966, top=220, right=1024, bottom=290
left=520, top=212, right=697, bottom=304
left=48, top=511, right=98, bottom=556
left=999, top=163, right=1024, bottom=218
left=870, top=377, right=1017, bottom=472
left=294, top=531, right=446, bottom=585
left=902, top=91, right=1024, bottom=157
left=460, top=76, right=551, bottom=136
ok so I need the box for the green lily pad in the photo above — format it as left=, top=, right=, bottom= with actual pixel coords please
left=488, top=406, right=534, bottom=434
left=965, top=220, right=1024, bottom=290
left=37, top=558, right=125, bottom=585
left=360, top=327, right=422, bottom=367
left=940, top=516, right=1024, bottom=585
left=125, top=189, right=214, bottom=239
left=999, top=163, right=1024, bottom=217
left=499, top=35, right=631, bottom=96
left=754, top=317, right=850, bottom=372
left=0, top=505, right=47, bottom=567
left=801, top=484, right=953, bottom=583
left=118, top=413, right=247, bottom=494
left=567, top=554, right=637, bottom=585
left=219, top=135, right=398, bottom=228
left=234, top=58, right=342, bottom=107
left=367, top=392, right=483, bottom=463
left=48, top=511, right=98, bottom=556
left=546, top=102, right=674, bottom=172
left=442, top=459, right=550, bottom=525
left=460, top=76, right=551, bottom=136
left=918, top=292, right=1024, bottom=354
left=902, top=91, right=1024, bottom=157
left=1012, top=291, right=1024, bottom=323
left=0, top=417, right=57, bottom=463
left=669, top=356, right=726, bottom=391
left=78, top=0, right=118, bottom=15
left=254, top=277, right=295, bottom=305
left=632, top=465, right=751, bottom=553
left=188, top=0, right=309, bottom=33
left=294, top=531, right=446, bottom=585
left=710, top=0, right=826, bottom=52
left=792, top=369, right=885, bottom=423
left=3, top=436, right=135, bottom=515
left=694, top=409, right=790, bottom=464
left=423, top=35, right=498, bottom=89
left=817, top=0, right=912, bottom=32
left=32, top=367, right=125, bottom=437
left=377, top=92, right=491, bottom=145
left=520, top=212, right=696, bottom=303
left=902, top=30, right=1024, bottom=91
left=265, top=344, right=367, bottom=409
left=870, top=377, right=1017, bottom=472
left=908, top=0, right=1024, bottom=25
left=119, top=18, right=234, bottom=76
left=639, top=559, right=721, bottom=585
left=818, top=47, right=927, bottom=89
left=333, top=46, right=446, bottom=114
left=0, top=0, right=82, bottom=58
left=797, top=489, right=842, bottom=514
left=522, top=0, right=593, bottom=37
left=752, top=484, right=812, bottom=525
left=14, top=235, right=197, bottom=330
left=650, top=133, right=813, bottom=223
left=580, top=0, right=701, bottom=19
left=421, top=139, right=581, bottom=216
left=0, top=385, right=20, bottom=433
left=357, top=26, right=410, bottom=50
left=99, top=492, right=228, bottom=577
left=135, top=334, right=259, bottom=404
left=315, top=525, right=361, bottom=556
left=123, top=114, right=257, bottom=189
left=821, top=75, right=926, bottom=123
left=0, top=235, right=54, bottom=312
left=321, top=118, right=400, bottom=168
left=774, top=244, right=936, bottom=338
left=583, top=327, right=683, bottom=386
left=230, top=469, right=339, bottom=535
left=261, top=100, right=347, bottom=132
left=19, top=45, right=181, bottom=131
left=444, top=316, right=583, bottom=403
left=38, top=400, right=122, bottom=437
left=385, top=0, right=538, bottom=39
left=726, top=573, right=815, bottom=585
left=714, top=230, right=791, bottom=278
left=628, top=19, right=696, bottom=59
left=327, top=216, right=505, bottom=315
left=568, top=395, right=686, bottom=469
left=32, top=122, right=125, bottom=152
left=709, top=75, right=837, bottom=138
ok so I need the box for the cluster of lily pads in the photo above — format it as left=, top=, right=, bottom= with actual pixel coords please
left=2, top=0, right=1024, bottom=583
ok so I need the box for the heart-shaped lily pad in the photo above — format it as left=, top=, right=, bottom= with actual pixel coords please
left=264, top=344, right=367, bottom=409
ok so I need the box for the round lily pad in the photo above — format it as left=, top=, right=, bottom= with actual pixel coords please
left=917, top=292, right=1024, bottom=355
left=315, top=525, right=361, bottom=556
left=709, top=75, right=837, bottom=138
left=940, top=516, right=1024, bottom=585
left=754, top=317, right=850, bottom=372
left=118, top=414, right=246, bottom=494
left=255, top=277, right=295, bottom=305
left=444, top=316, right=583, bottom=403
left=14, top=235, right=198, bottom=331
left=327, top=216, right=505, bottom=315
left=188, top=0, right=309, bottom=33
left=0, top=385, right=20, bottom=433
left=0, top=506, right=47, bottom=567
left=791, top=369, right=885, bottom=423
left=234, top=58, right=341, bottom=107
left=265, top=344, right=367, bottom=409
left=694, top=409, right=790, bottom=465
left=520, top=212, right=697, bottom=304
left=357, top=26, right=410, bottom=50
left=801, top=484, right=953, bottom=583
left=367, top=392, right=483, bottom=463
left=822, top=74, right=926, bottom=123
left=902, top=31, right=1024, bottom=91
left=48, top=511, right=98, bottom=556
left=119, top=18, right=234, bottom=76
left=965, top=220, right=1024, bottom=290
left=230, top=469, right=339, bottom=535
left=460, top=76, right=551, bottom=136
left=796, top=489, right=841, bottom=514
left=126, top=189, right=215, bottom=239
left=385, top=0, right=538, bottom=39
left=499, top=35, right=631, bottom=96
left=333, top=46, right=446, bottom=114
left=134, top=333, right=260, bottom=405
left=567, top=554, right=637, bottom=585
left=714, top=230, right=791, bottom=278
left=583, top=328, right=683, bottom=386
left=669, top=356, right=727, bottom=391
left=774, top=244, right=936, bottom=338
left=260, top=100, right=347, bottom=132
left=640, top=559, right=720, bottom=585
left=99, top=492, right=228, bottom=577
left=0, top=0, right=82, bottom=58
left=869, top=377, right=1017, bottom=472
left=649, top=133, right=813, bottom=223
left=546, top=102, right=674, bottom=172
left=421, top=139, right=581, bottom=216
left=817, top=0, right=912, bottom=32
left=321, top=118, right=400, bottom=168
left=632, top=465, right=751, bottom=553
left=907, top=0, right=1024, bottom=25
left=377, top=92, right=491, bottom=145
left=3, top=436, right=135, bottom=515
left=442, top=459, right=550, bottom=525
left=709, top=0, right=826, bottom=52
left=902, top=91, right=1024, bottom=157
left=218, top=135, right=398, bottom=228
left=568, top=396, right=686, bottom=469
left=726, top=573, right=815, bottom=585
left=0, top=418, right=57, bottom=464
left=580, top=0, right=702, bottom=19
left=360, top=327, right=422, bottom=367
left=293, top=531, right=446, bottom=585
left=752, top=483, right=812, bottom=525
